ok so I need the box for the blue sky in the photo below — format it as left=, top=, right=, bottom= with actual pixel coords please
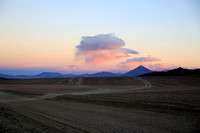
left=0, top=0, right=200, bottom=75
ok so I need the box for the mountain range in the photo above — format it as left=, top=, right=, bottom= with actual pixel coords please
left=0, top=65, right=153, bottom=79
left=0, top=71, right=121, bottom=79
left=1, top=65, right=198, bottom=79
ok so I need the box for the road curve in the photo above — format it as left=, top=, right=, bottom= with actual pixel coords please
left=0, top=77, right=151, bottom=103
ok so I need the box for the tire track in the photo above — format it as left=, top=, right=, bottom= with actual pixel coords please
left=126, top=77, right=135, bottom=88
left=76, top=78, right=83, bottom=85
left=67, top=78, right=74, bottom=85
left=0, top=77, right=153, bottom=132
left=5, top=103, right=88, bottom=133
left=67, top=78, right=83, bottom=86
left=0, top=77, right=152, bottom=102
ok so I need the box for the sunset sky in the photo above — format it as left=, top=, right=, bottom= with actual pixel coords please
left=0, top=0, right=200, bottom=75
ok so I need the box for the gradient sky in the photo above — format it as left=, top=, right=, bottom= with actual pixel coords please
left=0, top=0, right=200, bottom=75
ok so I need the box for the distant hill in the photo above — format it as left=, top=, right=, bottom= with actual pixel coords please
left=142, top=67, right=200, bottom=76
left=78, top=73, right=89, bottom=77
left=0, top=71, right=118, bottom=79
left=123, top=65, right=152, bottom=77
left=0, top=74, right=11, bottom=78
left=34, top=72, right=64, bottom=78
left=88, top=72, right=118, bottom=77
left=0, top=73, right=35, bottom=79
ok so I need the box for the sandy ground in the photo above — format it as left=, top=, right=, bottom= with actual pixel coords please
left=0, top=76, right=200, bottom=133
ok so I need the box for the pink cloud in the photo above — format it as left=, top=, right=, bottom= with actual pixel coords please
left=144, top=63, right=178, bottom=71
left=76, top=34, right=139, bottom=65
left=84, top=48, right=138, bottom=65
left=63, top=65, right=78, bottom=70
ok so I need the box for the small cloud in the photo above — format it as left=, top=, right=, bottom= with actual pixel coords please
left=144, top=63, right=178, bottom=71
left=121, top=56, right=161, bottom=64
left=119, top=48, right=139, bottom=55
left=119, top=56, right=160, bottom=69
left=63, top=65, right=78, bottom=70
left=76, top=34, right=139, bottom=65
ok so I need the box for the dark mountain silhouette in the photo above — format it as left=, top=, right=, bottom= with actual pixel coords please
left=142, top=67, right=200, bottom=76
left=123, top=65, right=152, bottom=77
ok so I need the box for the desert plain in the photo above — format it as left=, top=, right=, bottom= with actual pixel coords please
left=0, top=76, right=200, bottom=133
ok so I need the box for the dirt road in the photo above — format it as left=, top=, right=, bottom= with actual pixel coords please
left=0, top=77, right=151, bottom=102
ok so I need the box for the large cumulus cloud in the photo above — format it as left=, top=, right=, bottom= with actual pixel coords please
left=76, top=34, right=139, bottom=65
left=76, top=34, right=125, bottom=52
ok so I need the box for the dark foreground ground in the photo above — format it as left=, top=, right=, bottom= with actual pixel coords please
left=0, top=76, right=200, bottom=133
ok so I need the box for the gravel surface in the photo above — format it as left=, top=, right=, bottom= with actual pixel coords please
left=0, top=76, right=200, bottom=133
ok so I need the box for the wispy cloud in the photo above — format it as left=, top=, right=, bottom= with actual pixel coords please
left=119, top=56, right=160, bottom=69
left=76, top=34, right=139, bottom=65
left=144, top=63, right=178, bottom=71
left=121, top=57, right=161, bottom=64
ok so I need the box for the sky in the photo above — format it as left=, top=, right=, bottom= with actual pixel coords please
left=0, top=0, right=200, bottom=75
